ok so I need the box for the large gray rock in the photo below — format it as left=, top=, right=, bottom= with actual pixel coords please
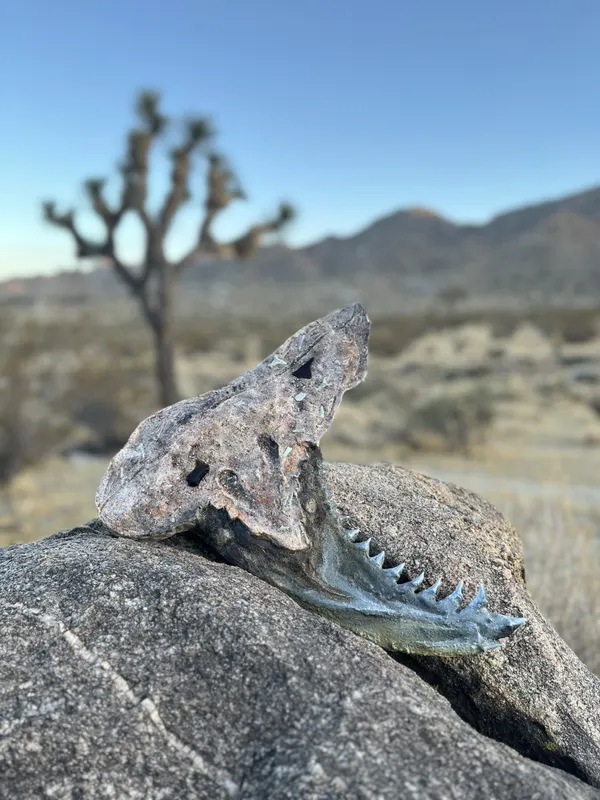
left=324, top=461, right=600, bottom=788
left=0, top=520, right=597, bottom=799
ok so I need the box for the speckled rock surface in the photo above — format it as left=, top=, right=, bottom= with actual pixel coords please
left=1, top=520, right=597, bottom=800
left=324, top=461, right=600, bottom=788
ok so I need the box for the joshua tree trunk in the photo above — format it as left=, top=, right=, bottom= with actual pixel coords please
left=43, top=90, right=295, bottom=406
left=153, top=323, right=177, bottom=408
left=148, top=266, right=178, bottom=407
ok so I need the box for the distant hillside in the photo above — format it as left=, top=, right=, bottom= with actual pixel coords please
left=4, top=184, right=600, bottom=312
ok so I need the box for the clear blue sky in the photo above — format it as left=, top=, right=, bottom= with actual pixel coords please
left=1, top=0, right=600, bottom=279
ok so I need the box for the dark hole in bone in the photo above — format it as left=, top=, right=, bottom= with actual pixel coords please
left=186, top=461, right=210, bottom=486
left=292, top=358, right=314, bottom=379
left=218, top=469, right=241, bottom=491
left=258, top=434, right=280, bottom=461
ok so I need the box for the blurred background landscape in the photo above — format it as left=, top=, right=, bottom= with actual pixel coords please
left=1, top=0, right=599, bottom=674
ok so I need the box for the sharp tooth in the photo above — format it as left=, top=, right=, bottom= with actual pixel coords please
left=436, top=580, right=464, bottom=613
left=504, top=616, right=528, bottom=630
left=343, top=528, right=360, bottom=541
left=355, top=538, right=371, bottom=553
left=464, top=583, right=488, bottom=612
left=420, top=577, right=442, bottom=598
left=384, top=563, right=405, bottom=579
left=448, top=579, right=464, bottom=601
left=370, top=551, right=385, bottom=568
left=402, top=571, right=425, bottom=591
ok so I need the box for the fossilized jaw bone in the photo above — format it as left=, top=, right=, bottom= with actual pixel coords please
left=195, top=445, right=526, bottom=655
left=96, top=302, right=526, bottom=656
left=96, top=303, right=369, bottom=550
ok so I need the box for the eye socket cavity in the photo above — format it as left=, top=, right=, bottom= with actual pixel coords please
left=186, top=461, right=210, bottom=487
left=218, top=469, right=242, bottom=492
left=257, top=434, right=280, bottom=462
left=292, top=357, right=314, bottom=379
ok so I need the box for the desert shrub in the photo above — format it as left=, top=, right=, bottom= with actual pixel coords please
left=72, top=400, right=125, bottom=452
left=177, top=319, right=229, bottom=355
left=0, top=312, right=159, bottom=481
left=68, top=304, right=600, bottom=365
left=589, top=397, right=600, bottom=418
left=536, top=308, right=600, bottom=344
left=473, top=307, right=600, bottom=343
left=0, top=295, right=36, bottom=308
left=436, top=285, right=469, bottom=314
left=0, top=379, right=26, bottom=482
left=0, top=316, right=74, bottom=482
left=405, top=386, right=496, bottom=454
left=363, top=306, right=600, bottom=358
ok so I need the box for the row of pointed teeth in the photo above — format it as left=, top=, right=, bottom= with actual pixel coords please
left=343, top=527, right=489, bottom=611
left=344, top=527, right=423, bottom=585
left=335, top=511, right=527, bottom=630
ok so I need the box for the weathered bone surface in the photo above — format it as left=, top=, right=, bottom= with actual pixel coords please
left=96, top=303, right=525, bottom=656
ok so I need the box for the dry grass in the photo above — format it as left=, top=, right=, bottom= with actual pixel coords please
left=500, top=493, right=600, bottom=675
left=405, top=452, right=600, bottom=675
left=0, top=456, right=105, bottom=547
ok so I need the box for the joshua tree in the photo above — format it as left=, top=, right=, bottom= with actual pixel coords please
left=43, top=90, right=295, bottom=407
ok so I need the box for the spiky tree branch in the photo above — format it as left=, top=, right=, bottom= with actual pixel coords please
left=43, top=89, right=295, bottom=407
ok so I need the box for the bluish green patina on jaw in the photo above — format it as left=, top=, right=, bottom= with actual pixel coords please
left=96, top=303, right=526, bottom=656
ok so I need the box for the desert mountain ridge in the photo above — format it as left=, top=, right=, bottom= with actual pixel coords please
left=3, top=183, right=600, bottom=311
